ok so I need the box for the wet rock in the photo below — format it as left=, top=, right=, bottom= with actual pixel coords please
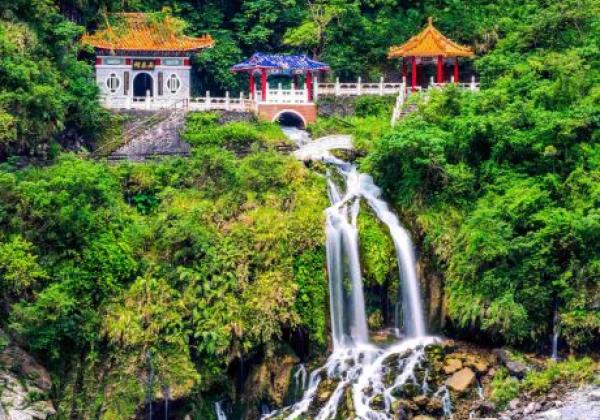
left=443, top=358, right=463, bottom=374
left=471, top=400, right=496, bottom=416
left=446, top=367, right=476, bottom=393
left=413, top=395, right=428, bottom=407
left=392, top=401, right=410, bottom=420
left=590, top=390, right=600, bottom=401
left=316, top=378, right=337, bottom=402
left=425, top=397, right=444, bottom=416
left=465, top=355, right=489, bottom=373
left=369, top=394, right=385, bottom=410
left=391, top=382, right=421, bottom=399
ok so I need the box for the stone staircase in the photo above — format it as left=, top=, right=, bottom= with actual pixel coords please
left=107, top=108, right=190, bottom=161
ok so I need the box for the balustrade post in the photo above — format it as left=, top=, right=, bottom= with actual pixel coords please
left=225, top=91, right=230, bottom=110
left=314, top=75, right=319, bottom=102
left=146, top=90, right=151, bottom=110
left=379, top=76, right=384, bottom=95
left=471, top=75, right=476, bottom=91
left=357, top=77, right=362, bottom=95
left=205, top=90, right=210, bottom=110
left=335, top=77, right=340, bottom=96
left=430, top=75, right=434, bottom=89
left=278, top=82, right=282, bottom=101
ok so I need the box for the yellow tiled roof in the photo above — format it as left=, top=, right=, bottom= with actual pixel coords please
left=388, top=17, right=474, bottom=58
left=81, top=13, right=213, bottom=53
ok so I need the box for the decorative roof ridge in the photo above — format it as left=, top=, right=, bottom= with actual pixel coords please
left=81, top=12, right=214, bottom=53
left=388, top=17, right=474, bottom=58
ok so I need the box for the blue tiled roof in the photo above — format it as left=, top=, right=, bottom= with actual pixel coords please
left=231, top=52, right=330, bottom=72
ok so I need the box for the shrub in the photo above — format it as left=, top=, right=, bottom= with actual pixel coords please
left=489, top=368, right=520, bottom=409
left=523, top=357, right=597, bottom=394
left=354, top=95, right=395, bottom=118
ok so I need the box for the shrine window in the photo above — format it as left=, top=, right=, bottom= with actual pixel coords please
left=166, top=74, right=181, bottom=94
left=106, top=73, right=120, bottom=94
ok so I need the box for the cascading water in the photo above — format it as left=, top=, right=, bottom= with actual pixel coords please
left=551, top=304, right=560, bottom=360
left=259, top=130, right=446, bottom=420
left=215, top=400, right=228, bottom=420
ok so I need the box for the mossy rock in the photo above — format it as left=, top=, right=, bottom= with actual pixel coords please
left=391, top=382, right=421, bottom=399
left=369, top=394, right=386, bottom=410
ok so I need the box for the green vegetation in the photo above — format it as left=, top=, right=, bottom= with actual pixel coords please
left=489, top=368, right=521, bottom=409
left=490, top=357, right=598, bottom=409
left=364, top=0, right=600, bottom=350
left=0, top=115, right=328, bottom=417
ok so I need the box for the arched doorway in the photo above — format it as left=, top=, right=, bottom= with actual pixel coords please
left=133, top=73, right=153, bottom=97
left=273, top=110, right=306, bottom=129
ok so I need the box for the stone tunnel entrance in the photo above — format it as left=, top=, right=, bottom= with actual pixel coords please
left=274, top=110, right=306, bottom=129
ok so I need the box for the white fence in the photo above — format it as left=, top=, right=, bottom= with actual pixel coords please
left=100, top=75, right=480, bottom=112
left=315, top=77, right=404, bottom=99
left=314, top=75, right=479, bottom=99
left=255, top=85, right=310, bottom=104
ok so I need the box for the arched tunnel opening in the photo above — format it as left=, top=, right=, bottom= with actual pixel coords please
left=276, top=111, right=305, bottom=129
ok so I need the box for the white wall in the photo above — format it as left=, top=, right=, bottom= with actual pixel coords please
left=96, top=56, right=191, bottom=109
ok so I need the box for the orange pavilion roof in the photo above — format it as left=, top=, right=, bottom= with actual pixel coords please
left=81, top=13, right=213, bottom=53
left=388, top=17, right=474, bottom=58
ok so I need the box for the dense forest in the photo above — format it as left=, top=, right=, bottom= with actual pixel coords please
left=0, top=0, right=598, bottom=419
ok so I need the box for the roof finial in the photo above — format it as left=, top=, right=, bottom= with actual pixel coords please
left=428, top=16, right=433, bottom=26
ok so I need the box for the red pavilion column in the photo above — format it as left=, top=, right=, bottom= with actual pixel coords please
left=437, top=55, right=444, bottom=84
left=249, top=71, right=255, bottom=99
left=261, top=68, right=267, bottom=101
left=306, top=71, right=313, bottom=102
left=411, top=56, right=417, bottom=92
left=454, top=58, right=459, bottom=84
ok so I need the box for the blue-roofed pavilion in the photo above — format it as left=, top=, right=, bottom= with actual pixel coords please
left=231, top=53, right=330, bottom=102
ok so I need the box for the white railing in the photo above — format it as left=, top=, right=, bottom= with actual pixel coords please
left=315, top=75, right=480, bottom=99
left=315, top=77, right=404, bottom=99
left=254, top=83, right=311, bottom=104
left=188, top=92, right=254, bottom=112
left=429, top=75, right=480, bottom=91
left=101, top=92, right=254, bottom=112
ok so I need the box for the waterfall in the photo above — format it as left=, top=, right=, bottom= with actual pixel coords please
left=551, top=304, right=560, bottom=360
left=261, top=131, right=438, bottom=420
left=215, top=401, right=227, bottom=420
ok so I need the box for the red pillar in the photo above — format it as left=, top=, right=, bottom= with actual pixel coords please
left=261, top=68, right=267, bottom=101
left=454, top=59, right=459, bottom=84
left=411, top=56, right=417, bottom=91
left=437, top=55, right=444, bottom=84
left=249, top=71, right=255, bottom=99
left=306, top=71, right=313, bottom=101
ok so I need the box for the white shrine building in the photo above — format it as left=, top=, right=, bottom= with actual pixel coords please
left=82, top=13, right=213, bottom=109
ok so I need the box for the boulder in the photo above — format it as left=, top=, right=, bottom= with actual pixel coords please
left=589, top=389, right=600, bottom=401
left=465, top=355, right=489, bottom=373
left=0, top=330, right=55, bottom=420
left=446, top=367, right=476, bottom=393
left=443, top=358, right=463, bottom=374
left=413, top=416, right=436, bottom=420
left=425, top=397, right=443, bottom=413
left=508, top=399, right=520, bottom=410
left=493, top=349, right=529, bottom=379
left=413, top=395, right=429, bottom=407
